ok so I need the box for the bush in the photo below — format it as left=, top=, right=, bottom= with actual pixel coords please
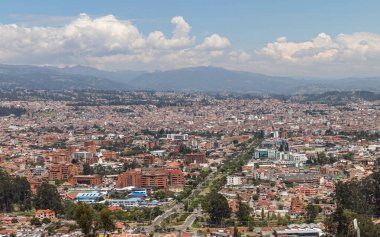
left=42, top=218, right=51, bottom=224
left=30, top=217, right=41, bottom=226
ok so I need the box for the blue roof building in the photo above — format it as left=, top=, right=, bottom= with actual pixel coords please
left=128, top=191, right=147, bottom=198
left=76, top=191, right=101, bottom=203
left=108, top=198, right=141, bottom=207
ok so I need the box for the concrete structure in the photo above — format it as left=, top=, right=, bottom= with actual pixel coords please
left=226, top=176, right=243, bottom=186
left=166, top=134, right=188, bottom=141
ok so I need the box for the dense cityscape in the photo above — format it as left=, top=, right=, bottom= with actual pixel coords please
left=0, top=90, right=378, bottom=236
left=2, top=1, right=380, bottom=236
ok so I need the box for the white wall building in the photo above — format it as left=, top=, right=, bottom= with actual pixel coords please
left=227, top=176, right=243, bottom=186
left=166, top=134, right=188, bottom=141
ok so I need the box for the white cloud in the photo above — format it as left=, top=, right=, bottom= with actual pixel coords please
left=171, top=16, right=191, bottom=38
left=146, top=16, right=195, bottom=50
left=259, top=32, right=380, bottom=64
left=255, top=32, right=380, bottom=77
left=229, top=50, right=251, bottom=62
left=196, top=34, right=230, bottom=50
left=2, top=14, right=380, bottom=77
left=259, top=33, right=339, bottom=62
left=0, top=14, right=230, bottom=69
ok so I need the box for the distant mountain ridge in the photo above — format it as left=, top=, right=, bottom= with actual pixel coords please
left=129, top=67, right=305, bottom=94
left=0, top=64, right=380, bottom=94
left=0, top=64, right=125, bottom=90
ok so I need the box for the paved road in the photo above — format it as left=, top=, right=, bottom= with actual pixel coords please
left=176, top=209, right=202, bottom=231
left=144, top=139, right=261, bottom=235
left=143, top=171, right=215, bottom=233
left=144, top=202, right=184, bottom=233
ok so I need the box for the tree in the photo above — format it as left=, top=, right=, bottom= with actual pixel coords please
left=75, top=203, right=94, bottom=236
left=151, top=206, right=163, bottom=218
left=335, top=171, right=380, bottom=216
left=0, top=170, right=32, bottom=212
left=252, top=194, right=259, bottom=201
left=13, top=176, right=33, bottom=211
left=236, top=196, right=250, bottom=223
left=93, top=164, right=106, bottom=178
left=93, top=203, right=107, bottom=212
left=206, top=192, right=231, bottom=225
left=179, top=144, right=192, bottom=154
left=153, top=191, right=167, bottom=201
left=42, top=218, right=51, bottom=224
left=123, top=159, right=139, bottom=171
left=64, top=201, right=78, bottom=220
left=233, top=225, right=240, bottom=237
left=305, top=204, right=320, bottom=223
left=35, top=182, right=63, bottom=213
left=82, top=163, right=93, bottom=175
left=30, top=217, right=41, bottom=226
left=324, top=170, right=380, bottom=236
left=325, top=208, right=380, bottom=237
left=95, top=208, right=114, bottom=233
left=343, top=152, right=355, bottom=161
left=316, top=152, right=327, bottom=164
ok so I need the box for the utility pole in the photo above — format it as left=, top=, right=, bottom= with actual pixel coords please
left=353, top=218, right=360, bottom=237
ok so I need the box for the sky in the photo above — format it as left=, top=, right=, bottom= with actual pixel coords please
left=1, top=0, right=380, bottom=78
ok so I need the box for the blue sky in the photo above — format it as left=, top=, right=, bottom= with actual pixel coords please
left=1, top=0, right=380, bottom=77
left=2, top=0, right=379, bottom=49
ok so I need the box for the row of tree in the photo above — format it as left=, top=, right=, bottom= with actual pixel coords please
left=64, top=202, right=164, bottom=236
left=335, top=171, right=380, bottom=216
left=0, top=169, right=65, bottom=213
left=0, top=170, right=32, bottom=212
left=0, top=106, right=26, bottom=117
left=64, top=202, right=114, bottom=236
left=324, top=170, right=380, bottom=236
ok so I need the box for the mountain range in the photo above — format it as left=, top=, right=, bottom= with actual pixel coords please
left=0, top=64, right=380, bottom=95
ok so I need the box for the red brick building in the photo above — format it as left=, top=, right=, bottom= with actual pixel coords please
left=133, top=154, right=155, bottom=165
left=116, top=170, right=142, bottom=187
left=290, top=197, right=305, bottom=215
left=103, top=151, right=118, bottom=160
left=116, top=168, right=184, bottom=191
left=141, top=170, right=167, bottom=189
left=70, top=175, right=102, bottom=185
left=49, top=164, right=78, bottom=181
left=184, top=153, right=207, bottom=164
left=48, top=151, right=70, bottom=163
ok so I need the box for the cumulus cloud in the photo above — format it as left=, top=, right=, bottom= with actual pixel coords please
left=229, top=50, right=251, bottom=62
left=196, top=34, right=230, bottom=50
left=259, top=32, right=380, bottom=64
left=259, top=33, right=339, bottom=62
left=2, top=14, right=380, bottom=77
left=254, top=32, right=380, bottom=77
left=0, top=13, right=231, bottom=69
left=171, top=16, right=191, bottom=38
